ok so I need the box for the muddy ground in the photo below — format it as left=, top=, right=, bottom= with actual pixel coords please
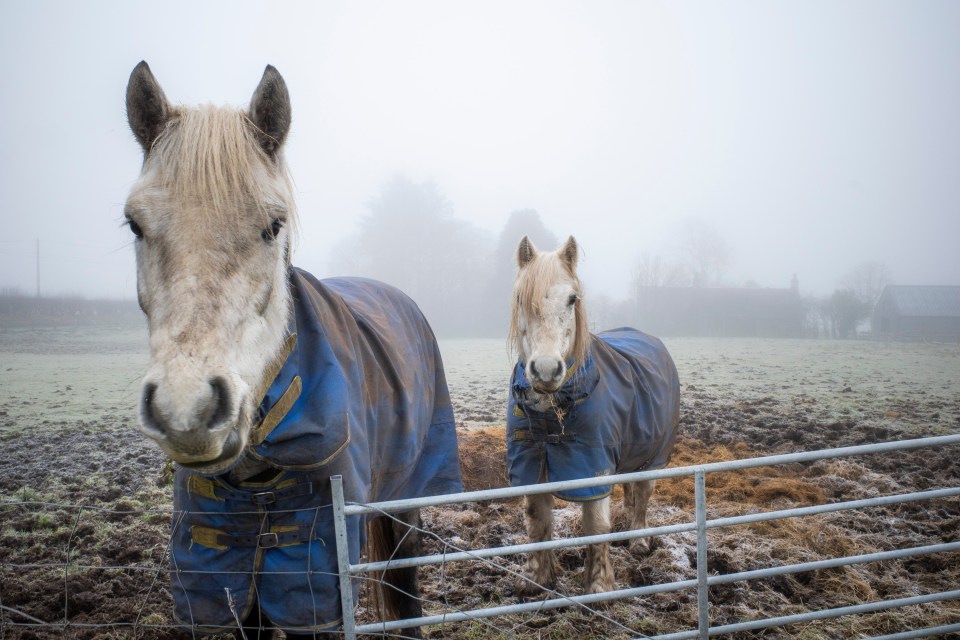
left=1, top=328, right=958, bottom=638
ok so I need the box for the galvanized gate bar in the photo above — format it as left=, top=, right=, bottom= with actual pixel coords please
left=643, top=548, right=960, bottom=639
left=696, top=589, right=960, bottom=637
left=330, top=475, right=357, bottom=640
left=351, top=577, right=700, bottom=634
left=706, top=486, right=960, bottom=530
left=869, top=622, right=960, bottom=640
left=694, top=469, right=708, bottom=640
left=709, top=541, right=960, bottom=586
left=646, top=590, right=960, bottom=640
left=350, top=576, right=960, bottom=638
left=351, top=520, right=699, bottom=574
left=343, top=433, right=960, bottom=516
left=348, top=486, right=960, bottom=575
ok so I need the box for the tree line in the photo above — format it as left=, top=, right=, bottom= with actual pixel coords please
left=328, top=175, right=892, bottom=338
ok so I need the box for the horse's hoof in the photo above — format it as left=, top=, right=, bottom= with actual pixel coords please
left=514, top=575, right=553, bottom=597
left=629, top=537, right=653, bottom=556
left=584, top=576, right=615, bottom=595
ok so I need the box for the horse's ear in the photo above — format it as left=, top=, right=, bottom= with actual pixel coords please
left=249, top=65, right=291, bottom=157
left=517, top=236, right=537, bottom=268
left=126, top=61, right=171, bottom=153
left=560, top=235, right=579, bottom=271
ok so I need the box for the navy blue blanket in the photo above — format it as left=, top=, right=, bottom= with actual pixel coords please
left=171, top=268, right=462, bottom=632
left=506, top=328, right=679, bottom=501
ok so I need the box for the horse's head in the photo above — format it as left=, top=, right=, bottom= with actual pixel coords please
left=124, top=62, right=297, bottom=472
left=509, top=235, right=588, bottom=394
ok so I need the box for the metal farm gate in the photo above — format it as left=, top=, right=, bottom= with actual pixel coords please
left=331, top=433, right=960, bottom=639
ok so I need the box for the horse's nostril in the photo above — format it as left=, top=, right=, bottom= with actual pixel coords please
left=207, top=377, right=232, bottom=430
left=530, top=361, right=540, bottom=378
left=141, top=382, right=164, bottom=435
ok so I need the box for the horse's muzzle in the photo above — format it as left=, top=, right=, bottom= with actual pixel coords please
left=531, top=381, right=563, bottom=394
left=173, top=429, right=246, bottom=472
left=527, top=356, right=566, bottom=393
left=138, top=374, right=247, bottom=470
left=143, top=422, right=246, bottom=472
left=141, top=377, right=233, bottom=435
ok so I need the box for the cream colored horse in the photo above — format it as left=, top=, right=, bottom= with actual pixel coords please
left=506, top=236, right=680, bottom=595
left=125, top=62, right=461, bottom=639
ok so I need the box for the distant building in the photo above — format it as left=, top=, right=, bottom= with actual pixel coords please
left=872, top=285, right=960, bottom=342
left=633, top=278, right=803, bottom=338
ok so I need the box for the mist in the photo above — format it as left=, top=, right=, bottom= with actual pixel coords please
left=2, top=2, right=958, bottom=335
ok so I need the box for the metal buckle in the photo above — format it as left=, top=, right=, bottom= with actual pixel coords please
left=545, top=434, right=561, bottom=444
left=258, top=532, right=280, bottom=548
left=252, top=491, right=276, bottom=505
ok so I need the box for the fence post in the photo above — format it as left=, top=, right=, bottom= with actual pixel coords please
left=695, top=468, right=709, bottom=639
left=331, top=475, right=357, bottom=640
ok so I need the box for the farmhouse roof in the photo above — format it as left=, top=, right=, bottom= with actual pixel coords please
left=878, top=285, right=960, bottom=317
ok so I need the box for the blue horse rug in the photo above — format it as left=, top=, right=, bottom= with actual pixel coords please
left=506, top=328, right=680, bottom=502
left=170, top=268, right=462, bottom=633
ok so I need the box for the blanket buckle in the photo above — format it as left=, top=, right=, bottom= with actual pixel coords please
left=252, top=491, right=276, bottom=505
left=258, top=532, right=280, bottom=548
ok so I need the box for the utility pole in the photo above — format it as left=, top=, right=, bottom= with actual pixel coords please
left=36, top=238, right=40, bottom=298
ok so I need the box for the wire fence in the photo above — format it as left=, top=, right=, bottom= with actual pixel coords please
left=1, top=433, right=959, bottom=639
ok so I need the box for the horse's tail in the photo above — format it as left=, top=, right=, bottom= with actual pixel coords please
left=365, top=510, right=423, bottom=628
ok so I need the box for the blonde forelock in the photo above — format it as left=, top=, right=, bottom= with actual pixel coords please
left=149, top=105, right=299, bottom=239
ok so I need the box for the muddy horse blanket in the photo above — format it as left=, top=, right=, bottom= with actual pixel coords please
left=170, top=268, right=462, bottom=633
left=506, top=328, right=680, bottom=502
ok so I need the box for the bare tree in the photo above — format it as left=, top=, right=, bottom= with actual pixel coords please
left=839, top=261, right=893, bottom=308
left=676, top=218, right=732, bottom=287
left=823, top=289, right=871, bottom=339
left=631, top=251, right=689, bottom=290
left=801, top=295, right=825, bottom=337
left=328, top=175, right=491, bottom=336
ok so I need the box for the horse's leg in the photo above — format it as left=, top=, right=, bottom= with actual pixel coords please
left=365, top=509, right=424, bottom=639
left=625, top=479, right=657, bottom=555
left=582, top=496, right=614, bottom=594
left=516, top=492, right=558, bottom=595
left=386, top=509, right=425, bottom=638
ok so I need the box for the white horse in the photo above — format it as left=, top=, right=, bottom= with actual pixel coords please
left=124, top=62, right=461, bottom=639
left=506, top=236, right=681, bottom=594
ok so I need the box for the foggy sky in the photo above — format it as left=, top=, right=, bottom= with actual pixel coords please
left=1, top=1, right=958, bottom=301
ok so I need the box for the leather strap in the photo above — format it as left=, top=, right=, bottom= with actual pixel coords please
left=214, top=525, right=320, bottom=549
left=512, top=430, right=577, bottom=444
left=190, top=524, right=322, bottom=550
left=251, top=332, right=298, bottom=409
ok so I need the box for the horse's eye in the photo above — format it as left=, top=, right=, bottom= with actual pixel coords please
left=127, top=219, right=144, bottom=240
left=262, top=218, right=283, bottom=242
left=567, top=294, right=578, bottom=307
